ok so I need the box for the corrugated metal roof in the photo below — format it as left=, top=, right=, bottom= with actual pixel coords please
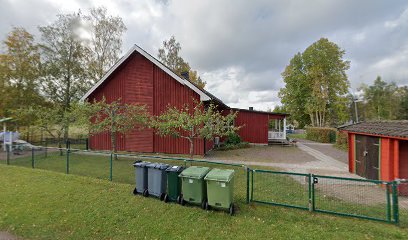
left=338, top=121, right=408, bottom=139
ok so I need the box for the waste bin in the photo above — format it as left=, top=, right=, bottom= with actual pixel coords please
left=164, top=165, right=184, bottom=203
left=146, top=163, right=170, bottom=200
left=133, top=161, right=150, bottom=196
left=179, top=166, right=211, bottom=209
left=204, top=168, right=235, bottom=215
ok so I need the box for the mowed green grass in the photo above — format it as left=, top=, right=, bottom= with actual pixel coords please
left=1, top=165, right=408, bottom=239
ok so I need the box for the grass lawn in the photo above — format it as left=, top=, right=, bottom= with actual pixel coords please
left=1, top=164, right=408, bottom=239
left=288, top=133, right=306, bottom=139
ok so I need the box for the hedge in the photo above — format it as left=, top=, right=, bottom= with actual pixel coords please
left=305, top=127, right=337, bottom=143
left=335, top=131, right=348, bottom=150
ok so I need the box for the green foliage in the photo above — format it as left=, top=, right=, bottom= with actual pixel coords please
left=0, top=27, right=44, bottom=118
left=84, top=98, right=149, bottom=153
left=158, top=36, right=206, bottom=89
left=398, top=86, right=408, bottom=120
left=279, top=38, right=350, bottom=127
left=151, top=101, right=240, bottom=157
left=359, top=76, right=405, bottom=120
left=224, top=132, right=242, bottom=145
left=217, top=142, right=250, bottom=151
left=305, top=127, right=337, bottom=143
left=335, top=131, right=348, bottom=150
left=84, top=6, right=127, bottom=83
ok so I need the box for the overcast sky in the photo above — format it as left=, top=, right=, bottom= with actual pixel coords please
left=1, top=0, right=408, bottom=110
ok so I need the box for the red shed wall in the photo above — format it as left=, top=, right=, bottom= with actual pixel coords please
left=380, top=138, right=394, bottom=181
left=348, top=133, right=355, bottom=173
left=235, top=111, right=269, bottom=144
left=399, top=140, right=408, bottom=179
left=88, top=52, right=206, bottom=155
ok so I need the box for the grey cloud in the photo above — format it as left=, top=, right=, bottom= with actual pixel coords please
left=1, top=0, right=408, bottom=110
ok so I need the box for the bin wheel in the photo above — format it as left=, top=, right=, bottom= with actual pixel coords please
left=180, top=196, right=185, bottom=206
left=160, top=193, right=165, bottom=201
left=163, top=194, right=169, bottom=203
left=229, top=204, right=235, bottom=216
left=201, top=199, right=207, bottom=210
left=143, top=189, right=149, bottom=197
left=205, top=201, right=210, bottom=210
left=176, top=195, right=181, bottom=204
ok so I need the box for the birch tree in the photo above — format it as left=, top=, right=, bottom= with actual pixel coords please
left=158, top=36, right=206, bottom=89
left=84, top=6, right=127, bottom=83
left=279, top=38, right=350, bottom=127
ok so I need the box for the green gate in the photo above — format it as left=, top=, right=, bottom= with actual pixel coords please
left=249, top=169, right=399, bottom=223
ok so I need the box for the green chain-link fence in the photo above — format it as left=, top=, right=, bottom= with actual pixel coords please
left=1, top=143, right=407, bottom=225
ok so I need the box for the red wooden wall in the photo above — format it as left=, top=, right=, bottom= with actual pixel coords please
left=88, top=52, right=206, bottom=155
left=234, top=111, right=284, bottom=144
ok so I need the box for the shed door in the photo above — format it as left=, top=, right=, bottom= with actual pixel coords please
left=355, top=135, right=380, bottom=180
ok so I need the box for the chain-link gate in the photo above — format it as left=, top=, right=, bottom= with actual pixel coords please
left=249, top=169, right=399, bottom=224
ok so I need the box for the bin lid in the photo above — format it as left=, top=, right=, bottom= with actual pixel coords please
left=166, top=165, right=184, bottom=173
left=179, top=166, right=210, bottom=179
left=155, top=163, right=170, bottom=170
left=133, top=161, right=150, bottom=168
left=204, top=168, right=235, bottom=182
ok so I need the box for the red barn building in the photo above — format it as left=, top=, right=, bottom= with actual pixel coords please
left=81, top=45, right=288, bottom=155
left=339, top=121, right=408, bottom=181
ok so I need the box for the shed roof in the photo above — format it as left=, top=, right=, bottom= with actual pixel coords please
left=338, top=121, right=408, bottom=139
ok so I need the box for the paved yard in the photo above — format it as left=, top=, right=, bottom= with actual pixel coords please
left=207, top=145, right=317, bottom=164
left=207, top=141, right=354, bottom=178
left=297, top=138, right=348, bottom=163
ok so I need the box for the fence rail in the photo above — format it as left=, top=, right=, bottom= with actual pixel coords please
left=0, top=144, right=407, bottom=225
left=249, top=169, right=404, bottom=224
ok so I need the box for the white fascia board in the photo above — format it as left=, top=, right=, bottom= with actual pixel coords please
left=80, top=44, right=211, bottom=102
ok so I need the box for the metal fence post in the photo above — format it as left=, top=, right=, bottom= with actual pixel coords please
left=311, top=174, right=316, bottom=211
left=308, top=173, right=312, bottom=211
left=66, top=148, right=70, bottom=174
left=251, top=169, right=254, bottom=201
left=392, top=181, right=399, bottom=224
left=109, top=153, right=113, bottom=181
left=386, top=182, right=391, bottom=223
left=45, top=140, right=48, bottom=158
left=85, top=138, right=89, bottom=150
left=246, top=166, right=250, bottom=204
left=6, top=145, right=10, bottom=165
left=31, top=147, right=35, bottom=168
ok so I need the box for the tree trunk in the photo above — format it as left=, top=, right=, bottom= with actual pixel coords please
left=111, top=131, right=117, bottom=160
left=188, top=138, right=194, bottom=159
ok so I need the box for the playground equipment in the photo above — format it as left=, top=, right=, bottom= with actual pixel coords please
left=0, top=117, right=19, bottom=152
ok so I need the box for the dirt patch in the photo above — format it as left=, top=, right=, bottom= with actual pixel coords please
left=0, top=232, right=19, bottom=240
left=207, top=145, right=317, bottom=164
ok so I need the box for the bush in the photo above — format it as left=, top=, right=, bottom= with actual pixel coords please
left=335, top=131, right=348, bottom=150
left=217, top=142, right=250, bottom=151
left=305, top=127, right=337, bottom=143
left=224, top=132, right=241, bottom=145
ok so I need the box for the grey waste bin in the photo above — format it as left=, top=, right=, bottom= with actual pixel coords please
left=133, top=161, right=150, bottom=197
left=146, top=163, right=170, bottom=200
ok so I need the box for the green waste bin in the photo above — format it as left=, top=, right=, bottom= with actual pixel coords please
left=204, top=168, right=235, bottom=215
left=164, top=165, right=184, bottom=203
left=179, top=166, right=211, bottom=209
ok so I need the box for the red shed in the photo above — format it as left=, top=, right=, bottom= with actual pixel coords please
left=81, top=45, right=288, bottom=155
left=339, top=121, right=408, bottom=182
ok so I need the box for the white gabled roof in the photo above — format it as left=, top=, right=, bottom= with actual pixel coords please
left=80, top=44, right=211, bottom=102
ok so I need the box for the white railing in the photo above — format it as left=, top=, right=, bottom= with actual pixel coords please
left=268, top=131, right=285, bottom=140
